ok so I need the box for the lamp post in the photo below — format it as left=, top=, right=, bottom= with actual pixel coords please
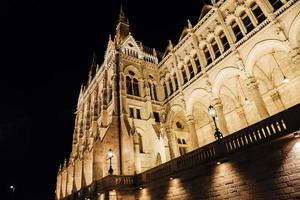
left=208, top=105, right=223, bottom=140
left=108, top=149, right=114, bottom=175
left=9, top=185, right=15, bottom=200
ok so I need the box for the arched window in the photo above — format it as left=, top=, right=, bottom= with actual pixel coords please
left=163, top=82, right=168, bottom=99
left=177, top=138, right=187, bottom=156
left=168, top=79, right=174, bottom=95
left=126, top=76, right=133, bottom=94
left=240, top=11, right=255, bottom=33
left=219, top=31, right=230, bottom=52
left=187, top=61, right=194, bottom=79
left=194, top=55, right=201, bottom=74
left=250, top=2, right=266, bottom=24
left=181, top=68, right=188, bottom=84
left=211, top=38, right=221, bottom=59
left=173, top=74, right=179, bottom=91
left=230, top=20, right=243, bottom=42
left=269, top=0, right=284, bottom=11
left=203, top=45, right=212, bottom=66
left=133, top=78, right=139, bottom=96
left=126, top=76, right=140, bottom=96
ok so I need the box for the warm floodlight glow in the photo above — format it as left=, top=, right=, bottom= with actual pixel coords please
left=108, top=149, right=113, bottom=158
left=245, top=98, right=250, bottom=105
left=283, top=76, right=289, bottom=83
left=208, top=105, right=217, bottom=118
left=217, top=161, right=221, bottom=165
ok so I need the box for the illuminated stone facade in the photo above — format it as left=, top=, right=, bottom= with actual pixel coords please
left=56, top=0, right=300, bottom=199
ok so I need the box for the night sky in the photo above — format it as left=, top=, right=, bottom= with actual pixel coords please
left=0, top=0, right=203, bottom=199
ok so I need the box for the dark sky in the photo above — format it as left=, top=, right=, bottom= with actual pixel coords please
left=0, top=0, right=203, bottom=199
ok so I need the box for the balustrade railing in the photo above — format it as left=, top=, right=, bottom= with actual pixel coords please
left=137, top=103, right=300, bottom=185
left=62, top=104, right=300, bottom=200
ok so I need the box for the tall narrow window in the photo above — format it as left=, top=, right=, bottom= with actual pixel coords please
left=163, top=83, right=168, bottom=99
left=219, top=31, right=230, bottom=52
left=153, top=112, right=160, bottom=122
left=211, top=38, right=221, bottom=59
left=126, top=76, right=132, bottom=95
left=194, top=55, right=201, bottom=73
left=126, top=76, right=140, bottom=97
left=136, top=109, right=141, bottom=119
left=153, top=84, right=158, bottom=101
left=269, top=0, right=284, bottom=11
left=250, top=2, right=266, bottom=24
left=168, top=79, right=174, bottom=95
left=230, top=20, right=243, bottom=42
left=129, top=108, right=134, bottom=118
left=173, top=75, right=179, bottom=91
left=203, top=46, right=212, bottom=66
left=240, top=11, right=254, bottom=33
left=187, top=62, right=194, bottom=79
left=133, top=78, right=139, bottom=96
left=182, top=69, right=188, bottom=84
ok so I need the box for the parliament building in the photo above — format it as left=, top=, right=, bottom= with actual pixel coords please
left=55, top=0, right=300, bottom=199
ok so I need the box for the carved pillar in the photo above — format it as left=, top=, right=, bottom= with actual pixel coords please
left=165, top=128, right=180, bottom=159
left=186, top=115, right=199, bottom=151
left=138, top=80, right=145, bottom=97
left=236, top=106, right=248, bottom=128
left=212, top=98, right=229, bottom=135
left=270, top=90, right=285, bottom=111
left=246, top=77, right=269, bottom=119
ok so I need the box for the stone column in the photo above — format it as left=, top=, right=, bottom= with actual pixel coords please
left=186, top=115, right=199, bottom=151
left=236, top=106, right=248, bottom=128
left=165, top=128, right=180, bottom=159
left=212, top=98, right=229, bottom=135
left=246, top=77, right=269, bottom=119
left=270, top=90, right=285, bottom=111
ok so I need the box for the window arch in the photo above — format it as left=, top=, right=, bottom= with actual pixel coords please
left=211, top=38, right=221, bottom=59
left=230, top=20, right=243, bottom=42
left=240, top=11, right=255, bottom=33
left=150, top=83, right=158, bottom=101
left=126, top=76, right=140, bottom=96
left=193, top=55, right=201, bottom=74
left=203, top=45, right=212, bottom=66
left=173, top=74, right=179, bottom=91
left=163, top=82, right=168, bottom=99
left=187, top=61, right=195, bottom=79
left=219, top=31, right=230, bottom=52
left=181, top=68, right=188, bottom=84
left=250, top=2, right=266, bottom=24
left=168, top=79, right=174, bottom=95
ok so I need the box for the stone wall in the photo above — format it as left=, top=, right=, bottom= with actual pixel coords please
left=137, top=136, right=300, bottom=200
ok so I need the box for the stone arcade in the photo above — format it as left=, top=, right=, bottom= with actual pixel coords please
left=56, top=0, right=300, bottom=199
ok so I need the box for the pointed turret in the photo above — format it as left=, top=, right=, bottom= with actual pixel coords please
left=115, top=4, right=130, bottom=44
left=187, top=19, right=193, bottom=29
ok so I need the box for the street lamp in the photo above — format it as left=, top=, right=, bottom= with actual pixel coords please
left=208, top=105, right=223, bottom=140
left=9, top=185, right=15, bottom=200
left=108, top=149, right=114, bottom=175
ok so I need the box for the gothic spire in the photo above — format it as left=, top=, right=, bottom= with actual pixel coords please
left=115, top=3, right=130, bottom=44
left=118, top=4, right=128, bottom=24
